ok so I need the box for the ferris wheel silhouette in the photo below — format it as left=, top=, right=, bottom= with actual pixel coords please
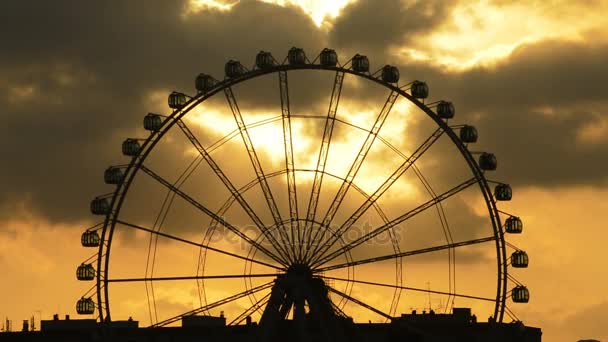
left=76, top=47, right=529, bottom=328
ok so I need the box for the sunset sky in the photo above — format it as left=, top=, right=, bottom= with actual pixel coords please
left=1, top=1, right=607, bottom=341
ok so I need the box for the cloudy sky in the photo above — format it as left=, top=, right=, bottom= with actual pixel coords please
left=0, top=0, right=607, bottom=340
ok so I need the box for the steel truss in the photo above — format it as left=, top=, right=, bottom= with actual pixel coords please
left=85, top=53, right=516, bottom=328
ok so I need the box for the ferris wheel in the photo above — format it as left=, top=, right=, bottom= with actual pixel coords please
left=75, top=47, right=530, bottom=328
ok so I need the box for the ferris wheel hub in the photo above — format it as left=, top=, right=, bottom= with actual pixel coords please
left=286, top=263, right=313, bottom=277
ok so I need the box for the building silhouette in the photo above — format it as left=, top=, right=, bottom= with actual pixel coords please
left=0, top=307, right=541, bottom=342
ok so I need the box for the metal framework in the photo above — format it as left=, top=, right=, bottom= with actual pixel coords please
left=77, top=48, right=529, bottom=329
left=307, top=90, right=398, bottom=260
left=224, top=86, right=291, bottom=261
left=278, top=71, right=301, bottom=261
left=309, top=126, right=445, bottom=266
left=302, top=71, right=345, bottom=263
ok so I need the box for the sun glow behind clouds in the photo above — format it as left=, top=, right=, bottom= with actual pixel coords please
left=188, top=0, right=354, bottom=26
left=397, top=1, right=608, bottom=70
left=188, top=0, right=608, bottom=69
left=187, top=0, right=236, bottom=12
left=186, top=100, right=417, bottom=196
left=259, top=0, right=354, bottom=26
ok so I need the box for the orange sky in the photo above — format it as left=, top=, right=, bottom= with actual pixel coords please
left=0, top=1, right=607, bottom=341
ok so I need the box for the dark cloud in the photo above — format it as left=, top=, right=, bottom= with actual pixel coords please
left=0, top=0, right=325, bottom=224
left=444, top=39, right=608, bottom=110
left=1, top=0, right=607, bottom=235
left=404, top=39, right=608, bottom=187
left=1, top=1, right=606, bottom=333
left=336, top=37, right=608, bottom=189
left=328, top=0, right=458, bottom=57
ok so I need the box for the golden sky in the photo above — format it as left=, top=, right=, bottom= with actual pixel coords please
left=0, top=1, right=607, bottom=341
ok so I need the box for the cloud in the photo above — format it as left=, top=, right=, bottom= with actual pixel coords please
left=0, top=0, right=325, bottom=224
left=328, top=0, right=459, bottom=55
left=333, top=6, right=608, bottom=188
left=422, top=39, right=608, bottom=187
left=1, top=1, right=608, bottom=337
left=355, top=37, right=608, bottom=189
left=0, top=0, right=603, bottom=268
left=5, top=0, right=605, bottom=227
left=2, top=0, right=605, bottom=283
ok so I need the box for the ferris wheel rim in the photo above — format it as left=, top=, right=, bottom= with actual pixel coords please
left=92, top=59, right=507, bottom=324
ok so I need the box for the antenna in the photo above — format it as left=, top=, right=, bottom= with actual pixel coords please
left=427, top=281, right=432, bottom=311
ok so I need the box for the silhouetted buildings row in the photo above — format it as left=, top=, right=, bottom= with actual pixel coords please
left=0, top=308, right=541, bottom=342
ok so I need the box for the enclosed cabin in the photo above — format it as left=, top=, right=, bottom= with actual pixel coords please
left=122, top=138, right=141, bottom=157
left=411, top=80, right=429, bottom=99
left=460, top=125, right=478, bottom=143
left=511, top=250, right=529, bottom=268
left=381, top=65, right=400, bottom=83
left=511, top=285, right=529, bottom=303
left=319, top=48, right=338, bottom=66
left=81, top=230, right=100, bottom=247
left=90, top=197, right=111, bottom=215
left=225, top=60, right=246, bottom=78
left=352, top=54, right=369, bottom=72
left=494, top=183, right=512, bottom=201
left=288, top=47, right=307, bottom=65
left=255, top=51, right=275, bottom=70
left=76, top=263, right=95, bottom=281
left=168, top=91, right=187, bottom=109
left=437, top=101, right=455, bottom=119
left=76, top=298, right=95, bottom=315
left=144, top=113, right=163, bottom=132
left=478, top=152, right=497, bottom=171
left=104, top=166, right=124, bottom=185
left=505, top=216, right=523, bottom=234
left=195, top=73, right=218, bottom=93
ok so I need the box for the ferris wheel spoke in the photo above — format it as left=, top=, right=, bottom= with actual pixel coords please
left=115, top=219, right=283, bottom=270
left=175, top=119, right=292, bottom=264
left=315, top=236, right=496, bottom=273
left=108, top=273, right=277, bottom=283
left=278, top=71, right=301, bottom=261
left=229, top=292, right=271, bottom=325
left=139, top=164, right=288, bottom=267
left=211, top=166, right=391, bottom=267
left=151, top=281, right=274, bottom=327
left=326, top=285, right=392, bottom=320
left=224, top=87, right=293, bottom=261
left=312, top=176, right=478, bottom=267
left=310, top=127, right=445, bottom=265
left=308, top=91, right=399, bottom=260
left=321, top=276, right=495, bottom=302
left=302, top=71, right=345, bottom=261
